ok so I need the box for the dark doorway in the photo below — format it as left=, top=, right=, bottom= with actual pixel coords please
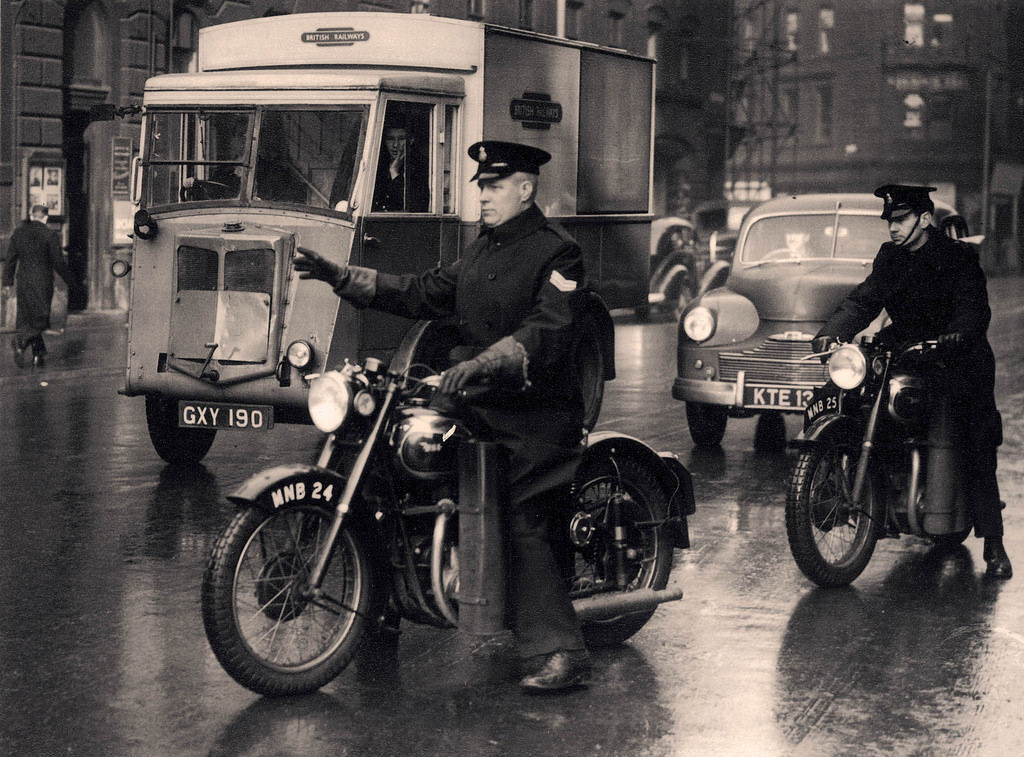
left=63, top=110, right=90, bottom=311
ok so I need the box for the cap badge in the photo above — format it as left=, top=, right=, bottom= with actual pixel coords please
left=478, top=146, right=487, bottom=162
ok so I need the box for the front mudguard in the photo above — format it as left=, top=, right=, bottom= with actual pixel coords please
left=227, top=464, right=349, bottom=513
left=584, top=431, right=695, bottom=549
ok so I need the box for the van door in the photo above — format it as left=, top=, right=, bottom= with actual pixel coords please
left=357, top=99, right=462, bottom=360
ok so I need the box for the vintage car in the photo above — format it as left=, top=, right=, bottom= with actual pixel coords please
left=672, top=192, right=961, bottom=448
left=638, top=216, right=699, bottom=321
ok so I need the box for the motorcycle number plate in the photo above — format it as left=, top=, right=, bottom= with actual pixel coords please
left=803, top=385, right=841, bottom=426
left=743, top=385, right=816, bottom=411
left=178, top=401, right=275, bottom=431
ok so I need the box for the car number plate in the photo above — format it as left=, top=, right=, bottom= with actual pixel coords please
left=178, top=401, right=274, bottom=431
left=743, top=385, right=816, bottom=411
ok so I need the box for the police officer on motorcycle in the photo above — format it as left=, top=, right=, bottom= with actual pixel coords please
left=294, top=140, right=595, bottom=689
left=813, top=184, right=1011, bottom=579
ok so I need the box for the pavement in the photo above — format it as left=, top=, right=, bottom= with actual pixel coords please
left=0, top=310, right=129, bottom=385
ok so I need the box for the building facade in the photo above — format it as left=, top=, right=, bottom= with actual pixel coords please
left=0, top=0, right=729, bottom=315
left=727, top=0, right=1024, bottom=269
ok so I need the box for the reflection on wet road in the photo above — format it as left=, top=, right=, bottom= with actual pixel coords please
left=1, top=276, right=1022, bottom=756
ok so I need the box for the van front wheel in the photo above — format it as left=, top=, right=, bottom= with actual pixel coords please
left=146, top=394, right=216, bottom=465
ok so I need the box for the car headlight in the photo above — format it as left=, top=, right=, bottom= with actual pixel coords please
left=683, top=306, right=715, bottom=342
left=286, top=339, right=314, bottom=369
left=828, top=344, right=868, bottom=390
left=307, top=371, right=352, bottom=432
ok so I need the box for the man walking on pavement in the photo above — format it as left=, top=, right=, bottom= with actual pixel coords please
left=3, top=204, right=76, bottom=368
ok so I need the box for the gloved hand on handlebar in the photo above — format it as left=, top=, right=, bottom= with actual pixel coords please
left=811, top=335, right=838, bottom=363
left=438, top=336, right=527, bottom=395
left=294, top=247, right=377, bottom=306
left=938, top=331, right=964, bottom=350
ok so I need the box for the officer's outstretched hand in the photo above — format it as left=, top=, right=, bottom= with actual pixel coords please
left=439, top=357, right=488, bottom=396
left=294, top=247, right=347, bottom=287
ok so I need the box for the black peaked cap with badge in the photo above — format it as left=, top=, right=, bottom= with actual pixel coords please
left=469, top=141, right=551, bottom=181
left=874, top=184, right=936, bottom=221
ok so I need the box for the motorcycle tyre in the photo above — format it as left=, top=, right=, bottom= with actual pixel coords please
left=571, top=456, right=674, bottom=647
left=202, top=505, right=383, bottom=697
left=786, top=441, right=880, bottom=588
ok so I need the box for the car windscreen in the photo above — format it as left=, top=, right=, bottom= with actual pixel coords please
left=741, top=214, right=889, bottom=263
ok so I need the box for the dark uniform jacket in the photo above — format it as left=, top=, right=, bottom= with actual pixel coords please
left=819, top=228, right=1000, bottom=438
left=367, top=202, right=587, bottom=506
left=3, top=219, right=73, bottom=334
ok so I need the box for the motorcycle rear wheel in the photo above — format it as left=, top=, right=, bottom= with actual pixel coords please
left=569, top=456, right=674, bottom=646
left=786, top=441, right=879, bottom=587
left=201, top=505, right=382, bottom=696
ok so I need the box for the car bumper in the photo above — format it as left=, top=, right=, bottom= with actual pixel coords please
left=672, top=375, right=818, bottom=413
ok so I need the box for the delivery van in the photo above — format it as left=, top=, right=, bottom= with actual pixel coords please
left=115, top=12, right=654, bottom=463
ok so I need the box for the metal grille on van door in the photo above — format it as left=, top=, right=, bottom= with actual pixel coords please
left=224, top=249, right=275, bottom=294
left=177, top=246, right=218, bottom=291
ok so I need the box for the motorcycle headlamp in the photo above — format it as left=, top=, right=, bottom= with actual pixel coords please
left=828, top=344, right=868, bottom=390
left=683, top=306, right=716, bottom=343
left=307, top=371, right=353, bottom=432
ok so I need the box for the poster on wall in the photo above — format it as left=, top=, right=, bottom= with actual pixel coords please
left=28, top=164, right=63, bottom=216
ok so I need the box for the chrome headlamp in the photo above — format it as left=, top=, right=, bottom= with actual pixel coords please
left=828, top=343, right=868, bottom=390
left=307, top=370, right=353, bottom=432
left=683, top=305, right=715, bottom=343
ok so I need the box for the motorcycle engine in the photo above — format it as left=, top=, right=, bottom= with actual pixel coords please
left=390, top=406, right=469, bottom=481
left=887, top=374, right=927, bottom=424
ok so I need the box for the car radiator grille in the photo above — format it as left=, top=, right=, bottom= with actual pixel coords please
left=718, top=338, right=828, bottom=385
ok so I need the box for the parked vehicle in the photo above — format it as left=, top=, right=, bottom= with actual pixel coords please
left=785, top=337, right=973, bottom=587
left=103, top=12, right=654, bottom=464
left=671, top=193, right=959, bottom=449
left=638, top=217, right=699, bottom=321
left=201, top=318, right=694, bottom=696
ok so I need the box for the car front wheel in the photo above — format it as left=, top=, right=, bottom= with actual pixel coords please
left=685, top=402, right=728, bottom=447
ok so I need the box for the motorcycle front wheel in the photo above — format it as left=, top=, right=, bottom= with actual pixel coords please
left=569, top=456, right=674, bottom=646
left=201, top=505, right=382, bottom=696
left=786, top=441, right=879, bottom=587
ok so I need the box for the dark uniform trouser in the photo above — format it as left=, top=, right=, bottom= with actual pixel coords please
left=473, top=403, right=587, bottom=660
left=952, top=393, right=1004, bottom=539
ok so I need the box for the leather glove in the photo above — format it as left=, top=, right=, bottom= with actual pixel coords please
left=438, top=336, right=527, bottom=395
left=294, top=247, right=377, bottom=306
left=938, top=332, right=963, bottom=349
left=294, top=247, right=347, bottom=287
left=811, top=335, right=838, bottom=363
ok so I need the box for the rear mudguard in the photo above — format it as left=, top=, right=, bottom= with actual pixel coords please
left=227, top=464, right=349, bottom=513
left=584, top=431, right=695, bottom=549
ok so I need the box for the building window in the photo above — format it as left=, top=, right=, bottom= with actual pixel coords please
left=609, top=10, right=624, bottom=47
left=785, top=10, right=799, bottom=52
left=742, top=17, right=757, bottom=55
left=519, top=0, right=533, bottom=29
left=815, top=84, right=833, bottom=140
left=818, top=6, right=834, bottom=55
left=903, top=92, right=924, bottom=134
left=904, top=4, right=925, bottom=47
left=566, top=1, right=583, bottom=40
left=928, top=94, right=952, bottom=140
left=781, top=86, right=799, bottom=121
left=930, top=12, right=953, bottom=47
left=468, top=0, right=485, bottom=21
left=410, top=0, right=430, bottom=13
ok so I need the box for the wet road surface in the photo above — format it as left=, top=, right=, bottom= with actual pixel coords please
left=1, top=275, right=1023, bottom=756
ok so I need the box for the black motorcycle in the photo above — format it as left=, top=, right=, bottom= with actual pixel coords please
left=785, top=336, right=972, bottom=587
left=201, top=320, right=694, bottom=696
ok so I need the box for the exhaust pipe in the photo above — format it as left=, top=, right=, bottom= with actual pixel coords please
left=572, top=588, right=682, bottom=621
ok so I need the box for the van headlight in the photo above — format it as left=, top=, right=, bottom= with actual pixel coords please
left=828, top=344, right=868, bottom=390
left=683, top=306, right=715, bottom=342
left=307, top=371, right=352, bottom=432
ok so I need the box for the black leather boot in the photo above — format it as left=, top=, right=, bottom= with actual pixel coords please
left=983, top=537, right=1012, bottom=579
left=519, top=649, right=591, bottom=692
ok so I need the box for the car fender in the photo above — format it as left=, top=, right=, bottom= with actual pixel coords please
left=584, top=431, right=694, bottom=548
left=227, top=463, right=349, bottom=513
left=680, top=287, right=760, bottom=347
left=697, top=260, right=731, bottom=297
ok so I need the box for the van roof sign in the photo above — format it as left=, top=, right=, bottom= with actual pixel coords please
left=198, top=12, right=482, bottom=73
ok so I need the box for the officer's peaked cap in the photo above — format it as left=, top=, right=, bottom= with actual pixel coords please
left=874, top=184, right=936, bottom=221
left=468, top=141, right=551, bottom=181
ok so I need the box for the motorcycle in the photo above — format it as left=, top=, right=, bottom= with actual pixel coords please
left=785, top=336, right=972, bottom=587
left=201, top=319, right=695, bottom=696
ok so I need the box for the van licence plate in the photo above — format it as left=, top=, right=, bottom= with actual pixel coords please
left=743, top=385, right=816, bottom=410
left=178, top=401, right=274, bottom=431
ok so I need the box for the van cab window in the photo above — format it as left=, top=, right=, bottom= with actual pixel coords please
left=372, top=102, right=432, bottom=213
left=141, top=106, right=366, bottom=213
